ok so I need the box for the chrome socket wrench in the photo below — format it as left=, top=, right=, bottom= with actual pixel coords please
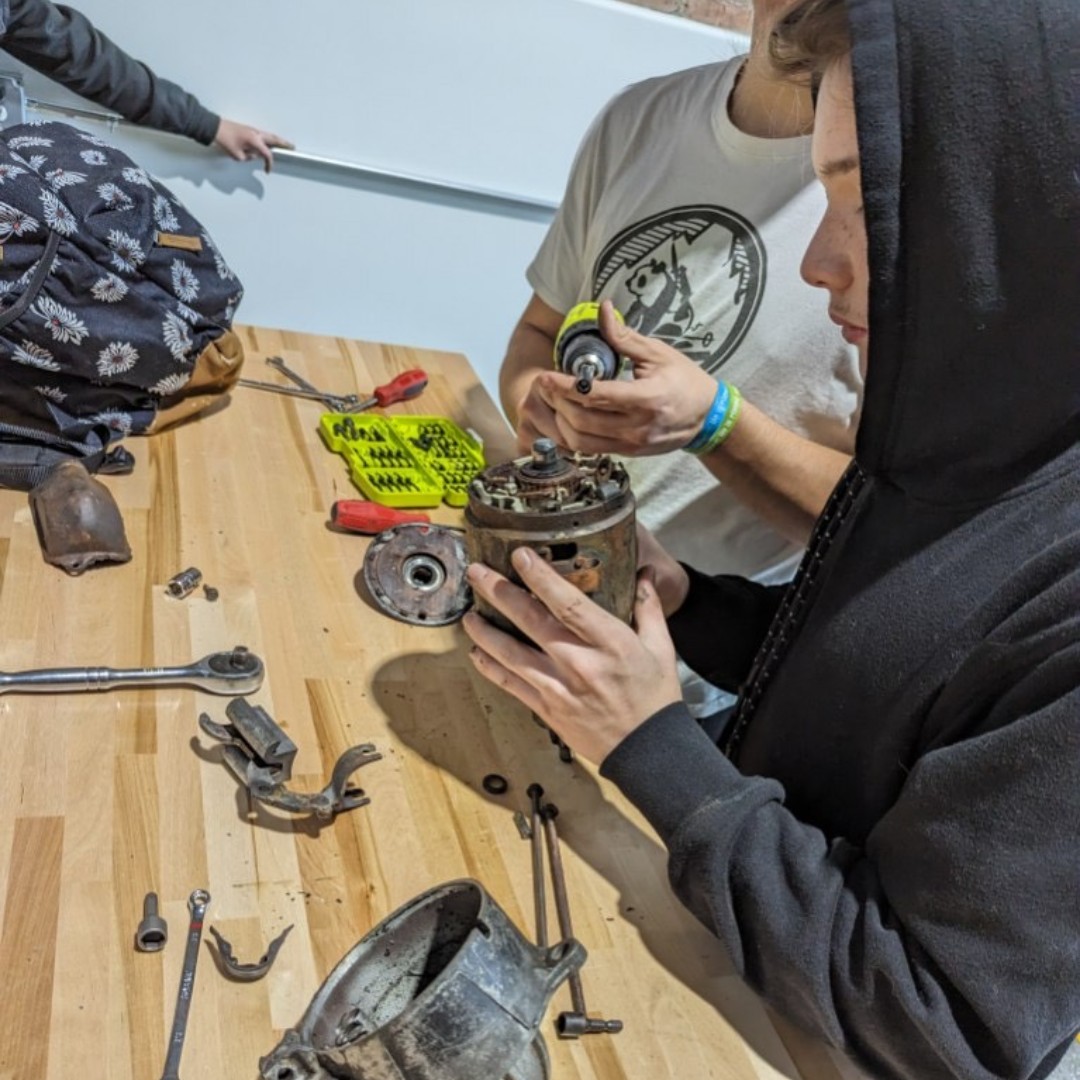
left=0, top=647, right=264, bottom=697
left=159, top=889, right=210, bottom=1080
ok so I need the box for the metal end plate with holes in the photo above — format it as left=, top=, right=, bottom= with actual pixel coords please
left=362, top=523, right=471, bottom=626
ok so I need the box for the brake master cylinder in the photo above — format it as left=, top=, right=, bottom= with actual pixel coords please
left=465, top=438, right=637, bottom=632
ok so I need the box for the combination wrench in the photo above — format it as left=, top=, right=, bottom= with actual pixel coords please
left=0, top=646, right=264, bottom=696
left=238, top=355, right=362, bottom=412
left=159, top=889, right=210, bottom=1080
left=265, top=356, right=361, bottom=411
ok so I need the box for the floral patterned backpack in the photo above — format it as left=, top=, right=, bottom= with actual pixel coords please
left=0, top=120, right=244, bottom=489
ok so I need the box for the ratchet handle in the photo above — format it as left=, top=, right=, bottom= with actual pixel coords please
left=0, top=649, right=264, bottom=696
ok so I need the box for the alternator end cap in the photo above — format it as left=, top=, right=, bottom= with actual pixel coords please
left=361, top=523, right=471, bottom=627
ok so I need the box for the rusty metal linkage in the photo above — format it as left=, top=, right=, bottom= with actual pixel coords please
left=198, top=698, right=382, bottom=820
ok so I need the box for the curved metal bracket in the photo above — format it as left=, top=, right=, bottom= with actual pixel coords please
left=198, top=698, right=381, bottom=821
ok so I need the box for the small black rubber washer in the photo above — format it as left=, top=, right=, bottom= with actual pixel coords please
left=482, top=773, right=509, bottom=796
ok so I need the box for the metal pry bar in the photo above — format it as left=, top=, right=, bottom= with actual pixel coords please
left=0, top=647, right=264, bottom=696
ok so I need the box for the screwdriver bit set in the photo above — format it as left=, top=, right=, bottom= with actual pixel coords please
left=319, top=414, right=485, bottom=507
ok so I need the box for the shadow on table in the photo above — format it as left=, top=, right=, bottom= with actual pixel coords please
left=372, top=645, right=806, bottom=1080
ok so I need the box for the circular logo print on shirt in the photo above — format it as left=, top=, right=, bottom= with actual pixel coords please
left=591, top=205, right=766, bottom=375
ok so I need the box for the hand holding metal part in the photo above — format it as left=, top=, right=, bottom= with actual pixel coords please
left=0, top=647, right=263, bottom=696
left=198, top=698, right=382, bottom=820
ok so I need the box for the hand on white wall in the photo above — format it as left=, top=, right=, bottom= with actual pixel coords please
left=213, top=118, right=294, bottom=172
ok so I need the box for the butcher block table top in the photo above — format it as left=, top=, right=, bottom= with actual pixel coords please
left=0, top=324, right=858, bottom=1080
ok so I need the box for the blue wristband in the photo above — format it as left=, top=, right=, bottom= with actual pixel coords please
left=684, top=382, right=730, bottom=453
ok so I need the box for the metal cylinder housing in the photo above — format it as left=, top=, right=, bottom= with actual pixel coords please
left=464, top=440, right=637, bottom=633
left=259, top=879, right=583, bottom=1080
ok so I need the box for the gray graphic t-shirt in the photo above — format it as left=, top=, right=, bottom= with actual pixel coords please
left=528, top=58, right=863, bottom=712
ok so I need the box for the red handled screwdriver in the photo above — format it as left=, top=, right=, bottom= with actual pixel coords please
left=354, top=369, right=428, bottom=412
left=330, top=500, right=431, bottom=535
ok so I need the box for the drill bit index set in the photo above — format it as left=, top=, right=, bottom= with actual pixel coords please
left=318, top=414, right=485, bottom=508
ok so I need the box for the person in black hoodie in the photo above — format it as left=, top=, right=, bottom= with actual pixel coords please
left=461, top=0, right=1080, bottom=1076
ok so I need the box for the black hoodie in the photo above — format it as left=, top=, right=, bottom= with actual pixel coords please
left=601, top=1, right=1080, bottom=1076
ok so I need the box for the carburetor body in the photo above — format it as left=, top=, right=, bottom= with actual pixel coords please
left=464, top=439, right=637, bottom=633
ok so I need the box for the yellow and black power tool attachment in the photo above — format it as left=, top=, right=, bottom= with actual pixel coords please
left=553, top=302, right=626, bottom=394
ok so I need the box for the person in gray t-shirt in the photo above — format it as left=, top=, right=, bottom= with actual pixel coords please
left=1, top=0, right=292, bottom=169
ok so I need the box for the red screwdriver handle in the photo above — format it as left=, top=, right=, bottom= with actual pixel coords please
left=331, top=500, right=431, bottom=534
left=374, top=369, right=428, bottom=407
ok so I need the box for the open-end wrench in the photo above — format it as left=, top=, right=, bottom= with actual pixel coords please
left=159, top=889, right=210, bottom=1080
left=0, top=647, right=264, bottom=696
left=266, top=355, right=362, bottom=411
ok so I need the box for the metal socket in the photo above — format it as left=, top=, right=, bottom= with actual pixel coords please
left=135, top=891, right=168, bottom=952
left=166, top=567, right=202, bottom=599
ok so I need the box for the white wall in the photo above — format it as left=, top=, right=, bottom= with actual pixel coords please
left=4, top=0, right=745, bottom=400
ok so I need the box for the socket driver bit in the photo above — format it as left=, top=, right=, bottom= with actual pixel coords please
left=135, top=892, right=168, bottom=952
left=0, top=647, right=264, bottom=696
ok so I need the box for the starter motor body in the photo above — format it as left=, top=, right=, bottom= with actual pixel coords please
left=465, top=440, right=637, bottom=633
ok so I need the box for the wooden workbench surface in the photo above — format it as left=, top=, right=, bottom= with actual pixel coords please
left=0, top=326, right=857, bottom=1080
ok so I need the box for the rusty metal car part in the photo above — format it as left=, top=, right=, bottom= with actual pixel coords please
left=166, top=567, right=202, bottom=598
left=464, top=439, right=636, bottom=635
left=0, top=646, right=263, bottom=696
left=198, top=697, right=382, bottom=820
left=28, top=458, right=132, bottom=575
left=258, top=879, right=585, bottom=1080
left=208, top=923, right=293, bottom=982
left=362, top=522, right=471, bottom=626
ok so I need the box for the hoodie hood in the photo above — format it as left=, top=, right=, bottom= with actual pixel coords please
left=850, top=0, right=1080, bottom=502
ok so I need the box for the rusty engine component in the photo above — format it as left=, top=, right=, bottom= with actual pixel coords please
left=29, top=458, right=132, bottom=575
left=464, top=438, right=637, bottom=634
left=362, top=522, right=470, bottom=627
left=259, top=879, right=585, bottom=1080
left=198, top=697, right=382, bottom=820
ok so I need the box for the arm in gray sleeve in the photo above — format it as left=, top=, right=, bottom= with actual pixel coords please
left=2, top=0, right=220, bottom=143
left=601, top=652, right=1080, bottom=1078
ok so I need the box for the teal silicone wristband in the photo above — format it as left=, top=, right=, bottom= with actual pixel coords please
left=683, top=382, right=730, bottom=453
left=690, top=385, right=743, bottom=456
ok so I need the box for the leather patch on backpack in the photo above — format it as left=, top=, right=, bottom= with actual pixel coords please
left=155, top=231, right=203, bottom=252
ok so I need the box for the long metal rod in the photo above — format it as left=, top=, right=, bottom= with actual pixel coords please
left=23, top=95, right=557, bottom=214
left=270, top=147, right=558, bottom=213
left=527, top=784, right=548, bottom=948
left=542, top=805, right=587, bottom=1015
